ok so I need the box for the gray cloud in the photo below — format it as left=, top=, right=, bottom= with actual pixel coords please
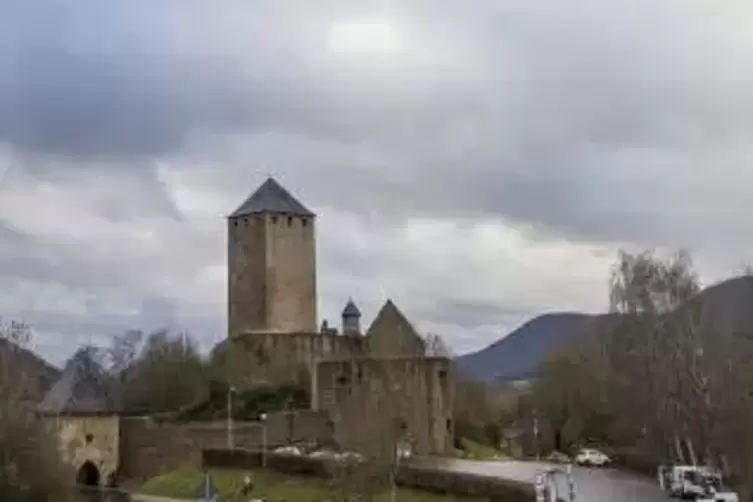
left=2, top=0, right=753, bottom=360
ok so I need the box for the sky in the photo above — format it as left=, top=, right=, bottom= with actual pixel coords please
left=1, top=0, right=753, bottom=365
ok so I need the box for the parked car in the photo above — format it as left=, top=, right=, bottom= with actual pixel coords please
left=308, top=450, right=364, bottom=463
left=574, top=448, right=611, bottom=467
left=273, top=445, right=303, bottom=456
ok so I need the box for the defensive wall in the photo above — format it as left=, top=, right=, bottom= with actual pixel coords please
left=117, top=410, right=329, bottom=479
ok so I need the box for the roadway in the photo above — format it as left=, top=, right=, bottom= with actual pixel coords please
left=419, top=458, right=671, bottom=501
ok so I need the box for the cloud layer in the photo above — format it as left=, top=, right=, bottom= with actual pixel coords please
left=1, top=0, right=753, bottom=363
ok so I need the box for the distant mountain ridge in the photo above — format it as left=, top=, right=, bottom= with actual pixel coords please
left=455, top=275, right=753, bottom=383
left=455, top=312, right=595, bottom=382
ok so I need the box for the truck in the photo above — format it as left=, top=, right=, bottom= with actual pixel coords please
left=658, top=464, right=738, bottom=501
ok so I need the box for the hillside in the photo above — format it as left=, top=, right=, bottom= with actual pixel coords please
left=454, top=313, right=595, bottom=382
left=0, top=337, right=61, bottom=401
left=455, top=275, right=753, bottom=383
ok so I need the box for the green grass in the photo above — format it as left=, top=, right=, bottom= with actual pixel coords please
left=140, top=468, right=472, bottom=502
left=458, top=438, right=509, bottom=461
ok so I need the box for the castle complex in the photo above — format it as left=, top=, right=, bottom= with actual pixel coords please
left=38, top=178, right=454, bottom=486
left=223, top=177, right=454, bottom=455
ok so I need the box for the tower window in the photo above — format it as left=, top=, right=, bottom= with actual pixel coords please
left=233, top=220, right=238, bottom=228
left=243, top=218, right=248, bottom=226
left=271, top=216, right=278, bottom=224
left=287, top=216, right=293, bottom=226
left=85, top=434, right=94, bottom=444
left=302, top=218, right=308, bottom=227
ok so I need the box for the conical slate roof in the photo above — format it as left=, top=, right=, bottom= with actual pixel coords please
left=38, top=348, right=115, bottom=415
left=342, top=298, right=361, bottom=318
left=230, top=177, right=315, bottom=218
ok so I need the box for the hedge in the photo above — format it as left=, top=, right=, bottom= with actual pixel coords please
left=202, top=449, right=534, bottom=501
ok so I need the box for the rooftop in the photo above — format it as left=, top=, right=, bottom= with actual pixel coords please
left=38, top=348, right=116, bottom=415
left=342, top=299, right=361, bottom=317
left=230, top=177, right=315, bottom=218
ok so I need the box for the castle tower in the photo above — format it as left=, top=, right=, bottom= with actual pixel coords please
left=341, top=298, right=361, bottom=335
left=227, top=177, right=317, bottom=337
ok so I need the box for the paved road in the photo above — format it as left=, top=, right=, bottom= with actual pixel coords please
left=420, top=458, right=671, bottom=501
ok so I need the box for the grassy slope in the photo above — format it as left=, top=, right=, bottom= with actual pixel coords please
left=458, top=438, right=509, bottom=461
left=141, top=468, right=475, bottom=502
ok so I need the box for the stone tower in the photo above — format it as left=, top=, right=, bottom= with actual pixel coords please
left=227, top=177, right=317, bottom=337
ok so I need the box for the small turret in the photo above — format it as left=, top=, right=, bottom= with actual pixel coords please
left=341, top=298, right=362, bottom=335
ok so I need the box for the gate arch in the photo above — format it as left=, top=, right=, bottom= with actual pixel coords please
left=76, top=461, right=101, bottom=486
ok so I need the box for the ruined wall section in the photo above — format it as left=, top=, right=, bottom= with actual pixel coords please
left=313, top=357, right=454, bottom=457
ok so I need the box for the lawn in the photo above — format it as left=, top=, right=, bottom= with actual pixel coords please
left=458, top=438, right=509, bottom=461
left=140, top=468, right=474, bottom=502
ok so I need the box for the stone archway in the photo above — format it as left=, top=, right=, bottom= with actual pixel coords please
left=76, top=461, right=101, bottom=486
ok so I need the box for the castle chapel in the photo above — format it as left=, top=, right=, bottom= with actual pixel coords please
left=223, top=178, right=454, bottom=455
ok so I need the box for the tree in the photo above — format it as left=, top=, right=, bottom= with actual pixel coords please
left=107, top=329, right=143, bottom=375
left=0, top=318, right=70, bottom=501
left=423, top=333, right=452, bottom=357
left=607, top=250, right=712, bottom=464
left=120, top=329, right=209, bottom=414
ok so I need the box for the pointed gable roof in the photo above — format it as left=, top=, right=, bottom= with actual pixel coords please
left=230, top=177, right=315, bottom=218
left=366, top=299, right=426, bottom=356
left=38, top=349, right=115, bottom=415
left=342, top=298, right=361, bottom=318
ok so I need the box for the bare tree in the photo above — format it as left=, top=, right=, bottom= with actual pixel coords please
left=108, top=329, right=143, bottom=375
left=604, top=250, right=706, bottom=462
left=423, top=333, right=452, bottom=357
left=0, top=318, right=71, bottom=501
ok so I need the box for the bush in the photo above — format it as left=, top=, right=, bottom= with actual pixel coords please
left=175, top=382, right=310, bottom=421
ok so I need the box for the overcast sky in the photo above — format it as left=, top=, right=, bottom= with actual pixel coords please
left=2, top=0, right=753, bottom=365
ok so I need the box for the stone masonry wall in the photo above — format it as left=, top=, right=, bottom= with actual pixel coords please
left=313, top=357, right=454, bottom=457
left=264, top=213, right=317, bottom=333
left=227, top=213, right=317, bottom=337
left=118, top=411, right=329, bottom=479
left=226, top=331, right=365, bottom=388
left=228, top=215, right=268, bottom=337
left=47, top=415, right=120, bottom=484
